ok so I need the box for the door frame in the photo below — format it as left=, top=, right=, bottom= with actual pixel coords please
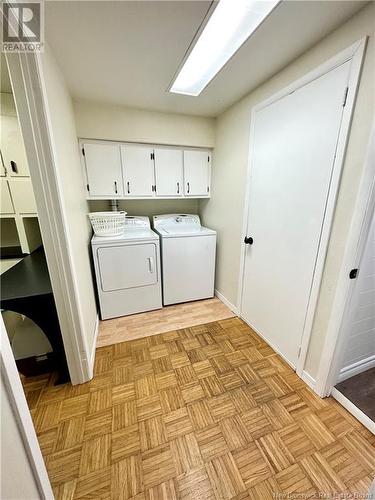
left=315, top=122, right=375, bottom=397
left=0, top=316, right=54, bottom=499
left=237, top=38, right=367, bottom=375
left=5, top=51, right=94, bottom=384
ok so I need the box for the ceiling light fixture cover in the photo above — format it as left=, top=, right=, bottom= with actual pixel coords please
left=170, top=0, right=281, bottom=96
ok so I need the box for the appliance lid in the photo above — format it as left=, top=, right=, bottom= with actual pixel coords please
left=92, top=216, right=159, bottom=244
left=153, top=214, right=201, bottom=229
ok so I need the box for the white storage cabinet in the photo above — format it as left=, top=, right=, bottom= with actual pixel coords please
left=81, top=140, right=211, bottom=200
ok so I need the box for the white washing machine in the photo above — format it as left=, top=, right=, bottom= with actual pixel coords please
left=92, top=216, right=162, bottom=320
left=153, top=214, right=216, bottom=305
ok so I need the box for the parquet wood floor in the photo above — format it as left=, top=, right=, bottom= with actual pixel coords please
left=24, top=318, right=375, bottom=500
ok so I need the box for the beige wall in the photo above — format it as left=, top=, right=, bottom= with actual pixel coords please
left=75, top=99, right=215, bottom=217
left=41, top=46, right=98, bottom=362
left=74, top=99, right=215, bottom=147
left=199, top=3, right=375, bottom=379
left=1, top=377, right=40, bottom=500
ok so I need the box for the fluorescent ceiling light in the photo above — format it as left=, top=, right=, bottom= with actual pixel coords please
left=170, top=0, right=281, bottom=96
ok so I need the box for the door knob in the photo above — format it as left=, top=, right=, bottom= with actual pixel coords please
left=244, top=236, right=253, bottom=245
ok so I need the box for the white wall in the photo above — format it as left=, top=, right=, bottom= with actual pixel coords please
left=1, top=377, right=40, bottom=500
left=41, top=46, right=98, bottom=364
left=74, top=99, right=215, bottom=216
left=199, top=3, right=375, bottom=379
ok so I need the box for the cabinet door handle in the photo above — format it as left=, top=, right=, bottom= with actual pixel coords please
left=127, top=181, right=130, bottom=194
left=114, top=181, right=118, bottom=194
left=148, top=257, right=154, bottom=273
left=187, top=182, right=190, bottom=194
left=177, top=182, right=180, bottom=194
left=10, top=160, right=18, bottom=173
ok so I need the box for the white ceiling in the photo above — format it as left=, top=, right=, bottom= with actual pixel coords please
left=45, top=1, right=366, bottom=117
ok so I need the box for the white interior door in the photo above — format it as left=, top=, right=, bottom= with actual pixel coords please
left=184, top=150, right=210, bottom=196
left=84, top=143, right=123, bottom=197
left=121, top=145, right=154, bottom=197
left=339, top=210, right=375, bottom=379
left=241, top=61, right=351, bottom=367
left=154, top=148, right=183, bottom=197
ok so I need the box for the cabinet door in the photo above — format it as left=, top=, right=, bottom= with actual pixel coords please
left=9, top=179, right=37, bottom=213
left=154, top=148, right=183, bottom=197
left=84, top=143, right=123, bottom=197
left=0, top=179, right=14, bottom=214
left=121, top=146, right=154, bottom=197
left=184, top=150, right=211, bottom=197
left=1, top=115, right=30, bottom=176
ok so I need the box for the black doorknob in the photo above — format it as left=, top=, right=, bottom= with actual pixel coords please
left=244, top=236, right=254, bottom=245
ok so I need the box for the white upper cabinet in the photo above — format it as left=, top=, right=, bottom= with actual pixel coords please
left=121, top=145, right=155, bottom=198
left=183, top=150, right=211, bottom=197
left=1, top=115, right=30, bottom=177
left=83, top=143, right=123, bottom=198
left=154, top=148, right=183, bottom=197
left=81, top=140, right=211, bottom=199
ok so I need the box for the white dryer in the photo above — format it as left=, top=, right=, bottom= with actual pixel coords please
left=92, top=216, right=162, bottom=320
left=153, top=214, right=216, bottom=305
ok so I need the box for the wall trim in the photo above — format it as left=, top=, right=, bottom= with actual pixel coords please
left=337, top=355, right=375, bottom=384
left=214, top=289, right=239, bottom=315
left=237, top=38, right=367, bottom=380
left=301, top=370, right=316, bottom=390
left=331, top=387, right=375, bottom=434
left=1, top=316, right=54, bottom=499
left=88, top=314, right=100, bottom=378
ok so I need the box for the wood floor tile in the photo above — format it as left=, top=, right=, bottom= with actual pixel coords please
left=139, top=416, right=167, bottom=452
left=206, top=453, right=246, bottom=499
left=170, top=432, right=203, bottom=474
left=79, top=435, right=111, bottom=475
left=112, top=425, right=141, bottom=462
left=112, top=455, right=143, bottom=499
left=141, top=444, right=176, bottom=490
left=187, top=400, right=215, bottom=430
left=177, top=466, right=215, bottom=500
left=196, top=425, right=229, bottom=463
left=164, top=407, right=193, bottom=440
left=232, top=443, right=273, bottom=488
left=27, top=317, right=373, bottom=499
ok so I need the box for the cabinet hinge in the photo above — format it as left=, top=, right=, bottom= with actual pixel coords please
left=207, top=186, right=210, bottom=193
left=349, top=268, right=358, bottom=279
left=82, top=147, right=85, bottom=156
left=208, top=156, right=210, bottom=162
left=342, top=86, right=349, bottom=107
left=86, top=183, right=89, bottom=191
left=150, top=152, right=155, bottom=160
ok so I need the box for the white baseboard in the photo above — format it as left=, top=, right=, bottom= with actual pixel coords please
left=214, top=289, right=240, bottom=315
left=301, top=370, right=316, bottom=390
left=331, top=387, right=375, bottom=434
left=338, top=355, right=375, bottom=383
left=88, top=314, right=99, bottom=380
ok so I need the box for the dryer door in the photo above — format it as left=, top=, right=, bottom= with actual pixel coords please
left=97, top=243, right=158, bottom=292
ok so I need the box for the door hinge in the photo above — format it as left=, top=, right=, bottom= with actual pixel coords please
left=82, top=147, right=85, bottom=156
left=349, top=268, right=358, bottom=279
left=342, top=87, right=349, bottom=107
left=86, top=183, right=89, bottom=191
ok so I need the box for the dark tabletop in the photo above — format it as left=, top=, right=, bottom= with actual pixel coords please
left=0, top=247, right=52, bottom=301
